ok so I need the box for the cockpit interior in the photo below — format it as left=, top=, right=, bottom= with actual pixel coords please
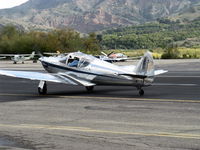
left=64, top=55, right=90, bottom=68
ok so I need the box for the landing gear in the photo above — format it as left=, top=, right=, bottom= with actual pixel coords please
left=85, top=86, right=94, bottom=93
left=38, top=81, right=47, bottom=95
left=22, top=62, right=24, bottom=64
left=139, top=89, right=144, bottom=96
left=137, top=86, right=144, bottom=96
left=13, top=61, right=17, bottom=64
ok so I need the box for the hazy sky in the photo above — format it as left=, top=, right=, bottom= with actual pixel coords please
left=0, top=0, right=29, bottom=9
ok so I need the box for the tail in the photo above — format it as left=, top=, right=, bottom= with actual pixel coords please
left=36, top=51, right=43, bottom=57
left=134, top=51, right=155, bottom=77
left=30, top=51, right=35, bottom=58
left=118, top=51, right=167, bottom=81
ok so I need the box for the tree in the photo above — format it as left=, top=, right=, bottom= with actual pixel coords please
left=83, top=33, right=100, bottom=54
left=161, top=44, right=180, bottom=59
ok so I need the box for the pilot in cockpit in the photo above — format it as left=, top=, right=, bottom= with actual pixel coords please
left=68, top=57, right=79, bottom=67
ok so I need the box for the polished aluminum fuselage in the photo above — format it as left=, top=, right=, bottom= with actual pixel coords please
left=39, top=54, right=154, bottom=87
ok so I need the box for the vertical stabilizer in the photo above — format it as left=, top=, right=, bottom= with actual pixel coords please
left=134, top=51, right=154, bottom=76
left=30, top=51, right=35, bottom=59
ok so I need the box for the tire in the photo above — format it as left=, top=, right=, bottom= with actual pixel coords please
left=85, top=86, right=94, bottom=92
left=139, top=89, right=144, bottom=96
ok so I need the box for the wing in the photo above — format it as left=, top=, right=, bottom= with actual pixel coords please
left=0, top=70, right=95, bottom=86
left=0, top=54, right=33, bottom=57
left=0, top=54, right=16, bottom=57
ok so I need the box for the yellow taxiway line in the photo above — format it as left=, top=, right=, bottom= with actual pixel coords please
left=0, top=93, right=200, bottom=103
left=0, top=123, right=199, bottom=140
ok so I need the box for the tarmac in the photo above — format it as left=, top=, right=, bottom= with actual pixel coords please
left=0, top=60, right=200, bottom=150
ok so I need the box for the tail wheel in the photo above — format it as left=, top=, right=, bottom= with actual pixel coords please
left=139, top=89, right=144, bottom=96
left=85, top=86, right=94, bottom=92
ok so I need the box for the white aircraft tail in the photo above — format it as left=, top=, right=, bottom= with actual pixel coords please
left=134, top=51, right=168, bottom=77
left=30, top=51, right=35, bottom=59
left=134, top=51, right=155, bottom=77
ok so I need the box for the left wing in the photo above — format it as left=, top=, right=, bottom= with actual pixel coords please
left=0, top=70, right=95, bottom=86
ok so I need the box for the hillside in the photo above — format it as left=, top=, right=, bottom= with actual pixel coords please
left=101, top=18, right=200, bottom=49
left=171, top=1, right=200, bottom=21
left=0, top=0, right=199, bottom=33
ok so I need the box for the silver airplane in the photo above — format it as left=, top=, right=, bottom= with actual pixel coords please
left=0, top=51, right=167, bottom=96
left=101, top=51, right=128, bottom=62
left=0, top=51, right=36, bottom=64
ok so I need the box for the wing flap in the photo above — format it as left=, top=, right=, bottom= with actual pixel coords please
left=58, top=73, right=96, bottom=86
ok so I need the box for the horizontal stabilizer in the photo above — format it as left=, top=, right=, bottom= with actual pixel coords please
left=154, top=70, right=168, bottom=76
left=153, top=83, right=198, bottom=86
left=120, top=69, right=168, bottom=78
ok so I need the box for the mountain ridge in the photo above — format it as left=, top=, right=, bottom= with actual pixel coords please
left=0, top=0, right=199, bottom=33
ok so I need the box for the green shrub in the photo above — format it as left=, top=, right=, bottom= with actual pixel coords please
left=161, top=46, right=180, bottom=59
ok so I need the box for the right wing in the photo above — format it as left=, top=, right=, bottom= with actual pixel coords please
left=0, top=70, right=95, bottom=86
left=119, top=65, right=136, bottom=72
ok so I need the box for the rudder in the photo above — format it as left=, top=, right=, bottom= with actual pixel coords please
left=134, top=51, right=154, bottom=77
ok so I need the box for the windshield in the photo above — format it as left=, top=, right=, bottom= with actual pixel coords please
left=78, top=59, right=90, bottom=68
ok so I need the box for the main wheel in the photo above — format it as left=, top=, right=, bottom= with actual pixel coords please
left=13, top=62, right=17, bottom=64
left=139, top=89, right=144, bottom=96
left=38, top=83, right=47, bottom=95
left=85, top=86, right=94, bottom=92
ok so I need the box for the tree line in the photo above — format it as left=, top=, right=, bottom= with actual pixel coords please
left=2, top=17, right=200, bottom=56
left=0, top=25, right=100, bottom=54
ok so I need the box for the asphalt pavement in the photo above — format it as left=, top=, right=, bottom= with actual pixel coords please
left=0, top=60, right=200, bottom=150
